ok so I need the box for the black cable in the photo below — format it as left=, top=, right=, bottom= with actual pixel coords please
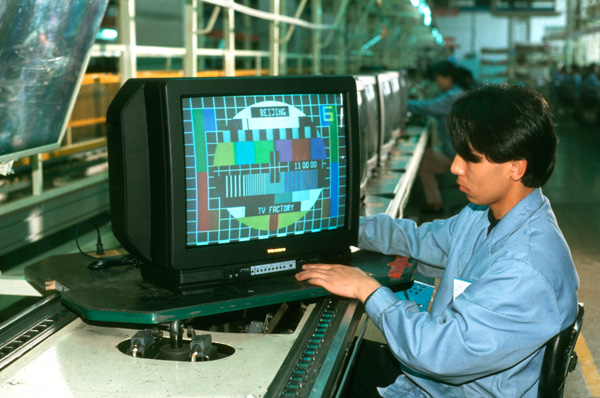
left=74, top=221, right=139, bottom=269
left=75, top=221, right=105, bottom=260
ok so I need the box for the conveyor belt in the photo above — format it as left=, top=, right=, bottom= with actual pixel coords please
left=0, top=293, right=77, bottom=371
left=266, top=297, right=362, bottom=398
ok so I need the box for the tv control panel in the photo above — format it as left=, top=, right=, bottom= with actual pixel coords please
left=222, top=249, right=349, bottom=282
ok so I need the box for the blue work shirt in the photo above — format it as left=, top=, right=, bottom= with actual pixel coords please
left=581, top=73, right=600, bottom=101
left=408, top=84, right=464, bottom=158
left=358, top=188, right=579, bottom=397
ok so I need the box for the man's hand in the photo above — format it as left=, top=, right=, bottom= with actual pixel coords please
left=295, top=263, right=382, bottom=303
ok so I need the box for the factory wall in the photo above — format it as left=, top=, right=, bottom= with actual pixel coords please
left=435, top=8, right=566, bottom=68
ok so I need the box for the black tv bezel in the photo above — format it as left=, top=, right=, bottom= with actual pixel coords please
left=144, top=76, right=360, bottom=273
left=397, top=69, right=408, bottom=132
left=354, top=74, right=380, bottom=174
left=377, top=71, right=402, bottom=163
left=354, top=76, right=370, bottom=195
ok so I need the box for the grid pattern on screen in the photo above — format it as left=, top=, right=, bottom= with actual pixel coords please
left=183, top=93, right=348, bottom=247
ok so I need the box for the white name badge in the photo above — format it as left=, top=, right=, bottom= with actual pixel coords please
left=453, top=278, right=472, bottom=301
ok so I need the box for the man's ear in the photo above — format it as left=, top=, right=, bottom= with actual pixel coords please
left=510, top=159, right=528, bottom=181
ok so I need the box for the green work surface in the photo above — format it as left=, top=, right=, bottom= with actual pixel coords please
left=360, top=195, right=391, bottom=217
left=365, top=170, right=403, bottom=197
left=396, top=135, right=419, bottom=153
left=25, top=251, right=415, bottom=325
left=387, top=152, right=411, bottom=171
left=404, top=124, right=428, bottom=137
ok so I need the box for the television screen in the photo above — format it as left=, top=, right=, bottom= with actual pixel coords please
left=183, top=93, right=348, bottom=248
left=107, top=76, right=360, bottom=294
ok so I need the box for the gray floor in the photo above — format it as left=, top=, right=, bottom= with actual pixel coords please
left=546, top=119, right=600, bottom=397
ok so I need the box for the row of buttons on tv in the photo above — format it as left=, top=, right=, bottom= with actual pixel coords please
left=224, top=259, right=300, bottom=279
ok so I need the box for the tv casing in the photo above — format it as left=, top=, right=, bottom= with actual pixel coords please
left=353, top=75, right=380, bottom=197
left=376, top=71, right=407, bottom=165
left=398, top=69, right=409, bottom=132
left=106, top=76, right=361, bottom=294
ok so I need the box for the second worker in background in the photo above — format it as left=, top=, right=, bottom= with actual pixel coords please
left=408, top=60, right=465, bottom=214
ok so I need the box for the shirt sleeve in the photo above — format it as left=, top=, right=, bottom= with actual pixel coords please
left=365, top=259, right=563, bottom=385
left=407, top=90, right=456, bottom=118
left=358, top=214, right=456, bottom=270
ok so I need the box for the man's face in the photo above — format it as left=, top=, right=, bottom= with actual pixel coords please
left=434, top=74, right=454, bottom=91
left=450, top=151, right=515, bottom=208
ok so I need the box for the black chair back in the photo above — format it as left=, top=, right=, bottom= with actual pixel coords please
left=538, top=303, right=584, bottom=398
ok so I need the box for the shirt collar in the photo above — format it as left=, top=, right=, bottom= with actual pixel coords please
left=488, top=188, right=545, bottom=241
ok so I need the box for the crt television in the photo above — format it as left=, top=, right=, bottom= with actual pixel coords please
left=354, top=77, right=370, bottom=199
left=353, top=75, right=380, bottom=191
left=106, top=76, right=360, bottom=294
left=376, top=71, right=404, bottom=164
left=398, top=69, right=409, bottom=133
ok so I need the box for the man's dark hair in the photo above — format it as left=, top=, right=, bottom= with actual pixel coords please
left=425, top=60, right=456, bottom=80
left=448, top=84, right=557, bottom=188
left=454, top=66, right=474, bottom=90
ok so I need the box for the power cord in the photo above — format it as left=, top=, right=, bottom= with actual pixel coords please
left=75, top=221, right=139, bottom=270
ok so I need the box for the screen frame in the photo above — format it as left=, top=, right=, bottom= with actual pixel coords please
left=150, top=76, right=360, bottom=272
left=377, top=71, right=402, bottom=144
left=354, top=74, right=380, bottom=174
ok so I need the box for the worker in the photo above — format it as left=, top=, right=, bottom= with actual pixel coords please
left=408, top=60, right=465, bottom=214
left=580, top=63, right=600, bottom=125
left=559, top=65, right=582, bottom=119
left=454, top=65, right=480, bottom=91
left=296, top=84, right=579, bottom=397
